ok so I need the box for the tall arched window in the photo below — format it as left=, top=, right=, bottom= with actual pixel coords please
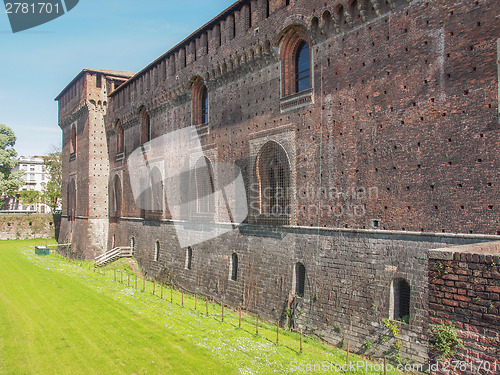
left=280, top=29, right=312, bottom=96
left=255, top=141, right=290, bottom=224
left=191, top=77, right=209, bottom=132
left=111, top=175, right=122, bottom=218
left=391, top=278, right=411, bottom=323
left=150, top=167, right=164, bottom=212
left=116, top=121, right=124, bottom=154
left=67, top=179, right=76, bottom=220
left=194, top=157, right=215, bottom=214
left=201, top=87, right=208, bottom=125
left=139, top=107, right=151, bottom=145
left=69, top=124, right=77, bottom=156
left=296, top=42, right=311, bottom=92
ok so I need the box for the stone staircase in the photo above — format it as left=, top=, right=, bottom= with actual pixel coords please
left=94, top=246, right=133, bottom=268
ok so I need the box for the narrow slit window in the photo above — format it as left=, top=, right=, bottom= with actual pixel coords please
left=230, top=253, right=238, bottom=281
left=154, top=241, right=160, bottom=262
left=295, top=263, right=306, bottom=296
left=185, top=247, right=193, bottom=270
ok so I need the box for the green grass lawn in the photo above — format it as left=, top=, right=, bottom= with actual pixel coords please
left=0, top=239, right=401, bottom=374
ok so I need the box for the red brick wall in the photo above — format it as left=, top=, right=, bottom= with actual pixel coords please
left=429, top=242, right=500, bottom=374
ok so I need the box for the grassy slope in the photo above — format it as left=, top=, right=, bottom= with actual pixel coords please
left=0, top=240, right=401, bottom=374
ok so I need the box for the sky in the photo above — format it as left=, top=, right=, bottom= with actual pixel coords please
left=0, top=0, right=235, bottom=157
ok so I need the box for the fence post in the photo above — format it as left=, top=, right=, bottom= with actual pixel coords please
left=181, top=291, right=184, bottom=307
left=206, top=298, right=208, bottom=316
left=120, top=270, right=123, bottom=283
left=222, top=304, right=224, bottom=322
left=161, top=283, right=163, bottom=299
left=256, top=315, right=259, bottom=335
left=347, top=343, right=350, bottom=367
left=239, top=308, right=242, bottom=328
left=276, top=320, right=279, bottom=344
left=170, top=285, right=173, bottom=303
left=114, top=269, right=116, bottom=281
left=153, top=280, right=156, bottom=295
left=194, top=294, right=197, bottom=310
left=384, top=357, right=387, bottom=375
left=300, top=329, right=303, bottom=354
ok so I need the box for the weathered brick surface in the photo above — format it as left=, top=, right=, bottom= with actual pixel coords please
left=429, top=242, right=500, bottom=374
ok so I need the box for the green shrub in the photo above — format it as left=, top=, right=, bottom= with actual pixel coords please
left=429, top=323, right=464, bottom=359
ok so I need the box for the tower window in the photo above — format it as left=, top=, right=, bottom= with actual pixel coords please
left=116, top=121, right=124, bottom=154
left=139, top=107, right=151, bottom=144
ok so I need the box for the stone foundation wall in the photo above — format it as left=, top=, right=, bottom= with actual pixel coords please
left=109, top=218, right=497, bottom=363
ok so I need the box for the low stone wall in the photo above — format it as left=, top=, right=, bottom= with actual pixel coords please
left=429, top=242, right=500, bottom=374
left=0, top=213, right=60, bottom=240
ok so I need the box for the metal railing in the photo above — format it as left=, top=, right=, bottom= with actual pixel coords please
left=94, top=246, right=133, bottom=267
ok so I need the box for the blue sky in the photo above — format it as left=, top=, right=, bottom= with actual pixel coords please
left=0, top=0, right=235, bottom=156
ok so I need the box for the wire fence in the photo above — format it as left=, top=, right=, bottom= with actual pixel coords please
left=44, top=250, right=401, bottom=374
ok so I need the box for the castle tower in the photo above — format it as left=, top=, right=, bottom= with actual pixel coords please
left=55, top=69, right=134, bottom=259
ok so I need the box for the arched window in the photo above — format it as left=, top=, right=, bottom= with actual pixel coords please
left=295, top=42, right=310, bottom=92
left=294, top=262, right=306, bottom=297
left=139, top=107, right=151, bottom=145
left=280, top=30, right=312, bottom=96
left=130, top=237, right=135, bottom=253
left=391, top=278, right=411, bottom=323
left=150, top=167, right=164, bottom=212
left=67, top=179, right=76, bottom=220
left=111, top=175, right=122, bottom=218
left=255, top=141, right=290, bottom=224
left=154, top=241, right=160, bottom=262
left=191, top=78, right=209, bottom=132
left=230, top=253, right=238, bottom=281
left=185, top=247, right=193, bottom=270
left=194, top=157, right=215, bottom=214
left=201, top=87, right=208, bottom=125
left=116, top=121, right=124, bottom=154
left=69, top=124, right=77, bottom=156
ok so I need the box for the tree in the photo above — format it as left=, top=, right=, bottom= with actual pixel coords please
left=41, top=148, right=62, bottom=213
left=0, top=124, right=24, bottom=197
left=17, top=189, right=40, bottom=208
